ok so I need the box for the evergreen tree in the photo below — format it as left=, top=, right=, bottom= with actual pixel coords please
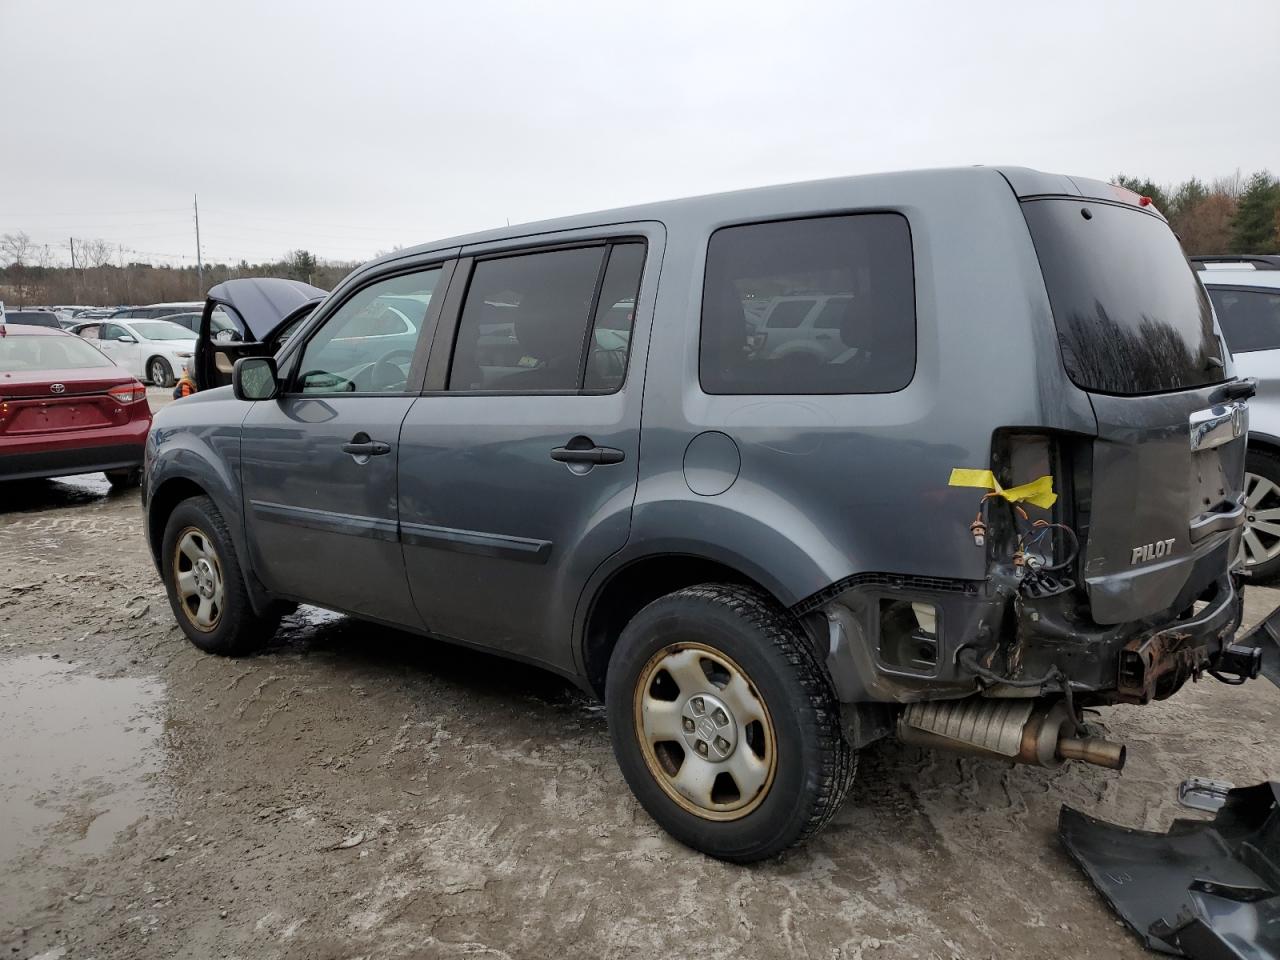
left=1230, top=171, right=1280, bottom=253
left=1113, top=174, right=1170, bottom=211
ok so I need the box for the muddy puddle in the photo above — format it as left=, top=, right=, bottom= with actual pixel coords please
left=0, top=655, right=166, bottom=868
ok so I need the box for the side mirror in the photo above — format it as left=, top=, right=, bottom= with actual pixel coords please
left=118, top=334, right=136, bottom=343
left=233, top=356, right=280, bottom=401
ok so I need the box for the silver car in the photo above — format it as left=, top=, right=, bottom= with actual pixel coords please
left=1196, top=258, right=1280, bottom=580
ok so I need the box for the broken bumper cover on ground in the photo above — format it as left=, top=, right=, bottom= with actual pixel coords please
left=1059, top=782, right=1280, bottom=959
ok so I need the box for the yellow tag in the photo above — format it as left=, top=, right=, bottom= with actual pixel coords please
left=948, top=468, right=1057, bottom=510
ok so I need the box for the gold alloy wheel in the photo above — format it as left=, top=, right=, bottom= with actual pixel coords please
left=171, top=526, right=225, bottom=633
left=632, top=642, right=777, bottom=821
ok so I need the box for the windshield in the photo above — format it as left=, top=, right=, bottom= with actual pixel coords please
left=0, top=333, right=115, bottom=372
left=132, top=320, right=195, bottom=341
left=1022, top=199, right=1224, bottom=395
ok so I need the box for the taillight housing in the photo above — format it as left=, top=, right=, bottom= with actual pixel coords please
left=108, top=382, right=147, bottom=404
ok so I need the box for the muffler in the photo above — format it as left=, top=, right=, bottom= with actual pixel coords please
left=898, top=698, right=1126, bottom=770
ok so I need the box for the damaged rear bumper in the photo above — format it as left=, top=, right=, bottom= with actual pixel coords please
left=815, top=565, right=1264, bottom=708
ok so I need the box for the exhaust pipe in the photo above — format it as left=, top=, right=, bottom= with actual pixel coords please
left=898, top=698, right=1126, bottom=771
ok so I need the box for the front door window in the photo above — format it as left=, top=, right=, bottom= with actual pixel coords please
left=295, top=269, right=441, bottom=394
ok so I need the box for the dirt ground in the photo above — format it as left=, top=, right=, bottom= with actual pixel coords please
left=2, top=392, right=1278, bottom=959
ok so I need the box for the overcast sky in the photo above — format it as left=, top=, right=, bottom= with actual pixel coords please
left=3, top=0, right=1277, bottom=267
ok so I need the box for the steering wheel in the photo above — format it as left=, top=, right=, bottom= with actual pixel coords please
left=370, top=348, right=417, bottom=391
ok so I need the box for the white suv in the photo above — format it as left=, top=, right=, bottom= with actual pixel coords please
left=1196, top=256, right=1280, bottom=580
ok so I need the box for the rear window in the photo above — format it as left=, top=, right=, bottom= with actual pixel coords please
left=700, top=214, right=916, bottom=395
left=1206, top=286, right=1280, bottom=354
left=1022, top=199, right=1224, bottom=395
left=7, top=311, right=60, bottom=328
left=0, top=334, right=115, bottom=372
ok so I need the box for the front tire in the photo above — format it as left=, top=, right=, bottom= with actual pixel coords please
left=148, top=356, right=174, bottom=387
left=606, top=584, right=855, bottom=862
left=160, top=495, right=277, bottom=655
left=1243, top=448, right=1280, bottom=584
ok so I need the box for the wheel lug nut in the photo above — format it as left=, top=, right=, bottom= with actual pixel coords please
left=682, top=718, right=695, bottom=732
left=713, top=709, right=729, bottom=726
left=715, top=736, right=730, bottom=753
left=695, top=741, right=708, bottom=755
left=690, top=697, right=704, bottom=715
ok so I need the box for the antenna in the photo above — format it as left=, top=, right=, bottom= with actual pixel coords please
left=194, top=194, right=204, bottom=296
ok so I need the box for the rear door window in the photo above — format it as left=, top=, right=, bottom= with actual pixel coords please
left=448, top=241, right=645, bottom=393
left=1206, top=286, right=1280, bottom=354
left=699, top=214, right=916, bottom=395
left=1021, top=199, right=1224, bottom=395
left=764, top=299, right=815, bottom=329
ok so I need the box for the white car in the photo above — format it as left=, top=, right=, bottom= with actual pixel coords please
left=80, top=318, right=196, bottom=387
left=748, top=294, right=856, bottom=364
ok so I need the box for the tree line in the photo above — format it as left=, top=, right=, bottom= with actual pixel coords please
left=3, top=170, right=1278, bottom=308
left=1113, top=169, right=1279, bottom=255
left=0, top=240, right=359, bottom=308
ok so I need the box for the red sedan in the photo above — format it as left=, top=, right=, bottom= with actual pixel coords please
left=0, top=322, right=151, bottom=486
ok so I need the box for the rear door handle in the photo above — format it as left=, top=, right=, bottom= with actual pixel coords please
left=550, top=444, right=625, bottom=465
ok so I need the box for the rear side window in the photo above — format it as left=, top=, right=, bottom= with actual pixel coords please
left=699, top=214, right=916, bottom=395
left=448, top=241, right=645, bottom=393
left=1207, top=287, right=1280, bottom=354
left=1022, top=199, right=1224, bottom=395
left=764, top=299, right=815, bottom=329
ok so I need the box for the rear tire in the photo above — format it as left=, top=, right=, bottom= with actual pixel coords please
left=605, top=584, right=855, bottom=862
left=161, top=495, right=278, bottom=655
left=106, top=467, right=142, bottom=488
left=1243, top=448, right=1280, bottom=583
left=148, top=356, right=174, bottom=388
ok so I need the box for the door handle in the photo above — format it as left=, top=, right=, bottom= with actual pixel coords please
left=550, top=444, right=625, bottom=465
left=342, top=434, right=391, bottom=457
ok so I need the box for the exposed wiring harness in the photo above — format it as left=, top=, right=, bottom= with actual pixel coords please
left=957, top=647, right=1086, bottom=735
left=970, top=492, right=1080, bottom=590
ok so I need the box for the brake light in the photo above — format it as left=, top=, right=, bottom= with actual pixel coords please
left=1138, top=196, right=1153, bottom=207
left=108, top=382, right=147, bottom=404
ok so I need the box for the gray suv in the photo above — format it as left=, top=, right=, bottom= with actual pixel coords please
left=143, top=168, right=1268, bottom=862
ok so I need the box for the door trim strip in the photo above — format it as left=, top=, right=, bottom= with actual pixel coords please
left=400, top=520, right=552, bottom=564
left=249, top=500, right=400, bottom=543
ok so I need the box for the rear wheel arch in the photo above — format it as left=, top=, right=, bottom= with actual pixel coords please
left=1249, top=433, right=1280, bottom=458
left=580, top=553, right=802, bottom=698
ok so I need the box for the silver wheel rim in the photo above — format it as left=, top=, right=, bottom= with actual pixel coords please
left=1243, top=471, right=1280, bottom=566
left=632, top=642, right=776, bottom=821
left=172, top=527, right=225, bottom=632
left=152, top=361, right=165, bottom=383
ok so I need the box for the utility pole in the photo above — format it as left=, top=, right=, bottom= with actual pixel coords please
left=194, top=194, right=204, bottom=297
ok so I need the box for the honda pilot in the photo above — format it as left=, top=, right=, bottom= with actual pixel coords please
left=142, top=167, right=1270, bottom=862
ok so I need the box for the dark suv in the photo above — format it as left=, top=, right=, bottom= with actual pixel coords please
left=143, top=167, right=1268, bottom=861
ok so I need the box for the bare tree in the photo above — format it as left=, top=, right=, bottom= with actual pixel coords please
left=0, top=231, right=37, bottom=304
left=0, top=231, right=35, bottom=267
left=1211, top=169, right=1245, bottom=201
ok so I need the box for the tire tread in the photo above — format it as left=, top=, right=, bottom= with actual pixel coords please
left=669, top=584, right=857, bottom=848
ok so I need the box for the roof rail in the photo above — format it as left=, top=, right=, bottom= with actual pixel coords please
left=1190, top=255, right=1280, bottom=271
